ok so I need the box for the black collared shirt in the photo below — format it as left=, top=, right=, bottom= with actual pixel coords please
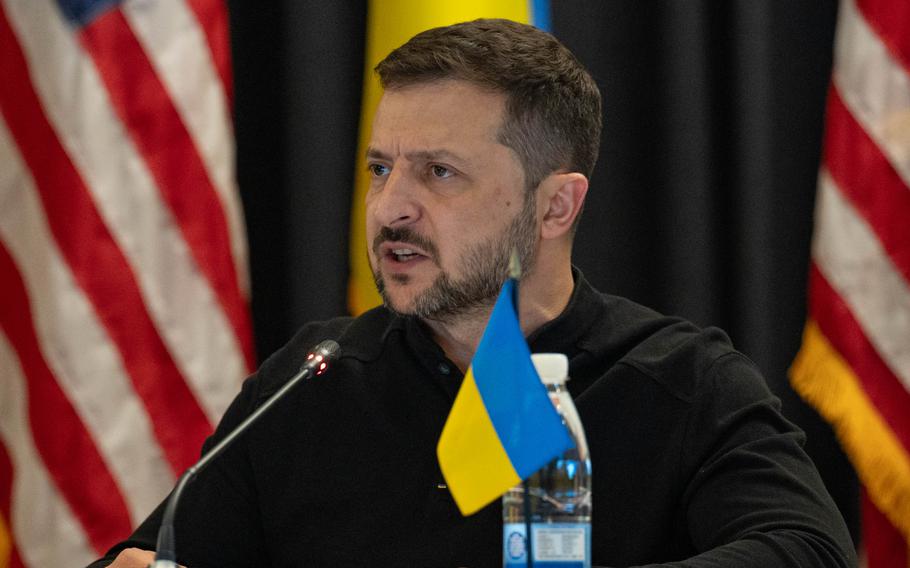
left=91, top=270, right=855, bottom=567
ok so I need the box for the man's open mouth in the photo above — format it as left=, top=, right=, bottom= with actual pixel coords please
left=390, top=248, right=422, bottom=262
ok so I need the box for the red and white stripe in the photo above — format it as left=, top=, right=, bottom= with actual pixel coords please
left=820, top=0, right=910, bottom=440
left=0, top=118, right=176, bottom=520
left=123, top=0, right=249, bottom=296
left=834, top=0, right=910, bottom=189
left=0, top=0, right=252, bottom=563
left=0, top=334, right=96, bottom=567
left=814, top=170, right=910, bottom=393
left=808, top=0, right=910, bottom=564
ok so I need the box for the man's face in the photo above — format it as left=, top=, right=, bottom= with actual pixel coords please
left=365, top=80, right=537, bottom=321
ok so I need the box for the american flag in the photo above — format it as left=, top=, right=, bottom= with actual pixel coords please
left=790, top=0, right=910, bottom=565
left=0, top=0, right=253, bottom=565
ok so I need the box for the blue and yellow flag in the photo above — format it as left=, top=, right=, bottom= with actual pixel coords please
left=437, top=278, right=573, bottom=515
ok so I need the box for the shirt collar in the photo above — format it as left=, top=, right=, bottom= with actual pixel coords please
left=388, top=266, right=603, bottom=368
left=343, top=265, right=602, bottom=354
left=526, top=266, right=602, bottom=357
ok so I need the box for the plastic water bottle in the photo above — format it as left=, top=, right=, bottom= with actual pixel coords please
left=502, top=353, right=592, bottom=567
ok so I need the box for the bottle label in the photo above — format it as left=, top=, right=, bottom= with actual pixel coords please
left=503, top=522, right=591, bottom=567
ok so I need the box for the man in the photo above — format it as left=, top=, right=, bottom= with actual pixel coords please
left=93, top=19, right=855, bottom=567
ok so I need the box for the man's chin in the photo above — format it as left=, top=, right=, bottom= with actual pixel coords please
left=375, top=270, right=496, bottom=321
left=378, top=287, right=421, bottom=317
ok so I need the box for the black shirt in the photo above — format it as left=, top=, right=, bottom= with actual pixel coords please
left=90, top=270, right=855, bottom=567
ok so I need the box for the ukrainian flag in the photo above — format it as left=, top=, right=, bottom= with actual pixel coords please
left=437, top=278, right=573, bottom=515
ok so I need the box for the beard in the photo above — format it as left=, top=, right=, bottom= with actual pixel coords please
left=371, top=191, right=538, bottom=323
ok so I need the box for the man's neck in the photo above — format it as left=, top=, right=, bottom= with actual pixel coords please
left=422, top=266, right=575, bottom=373
left=423, top=311, right=489, bottom=374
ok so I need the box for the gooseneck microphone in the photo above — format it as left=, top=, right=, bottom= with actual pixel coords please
left=150, top=340, right=341, bottom=568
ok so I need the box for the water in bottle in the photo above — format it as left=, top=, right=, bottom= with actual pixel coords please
left=503, top=353, right=592, bottom=567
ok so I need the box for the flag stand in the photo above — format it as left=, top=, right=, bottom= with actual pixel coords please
left=523, top=478, right=533, bottom=568
left=512, top=252, right=533, bottom=568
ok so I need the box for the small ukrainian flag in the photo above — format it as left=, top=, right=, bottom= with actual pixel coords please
left=437, top=277, right=574, bottom=515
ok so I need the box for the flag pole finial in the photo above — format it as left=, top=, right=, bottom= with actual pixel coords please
left=509, top=249, right=521, bottom=280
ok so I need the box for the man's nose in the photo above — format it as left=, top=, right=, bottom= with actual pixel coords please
left=371, top=168, right=421, bottom=228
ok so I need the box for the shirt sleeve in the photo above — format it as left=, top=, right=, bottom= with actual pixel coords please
left=635, top=352, right=856, bottom=567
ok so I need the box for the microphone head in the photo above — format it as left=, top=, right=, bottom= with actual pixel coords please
left=300, top=339, right=340, bottom=376
left=314, top=339, right=340, bottom=359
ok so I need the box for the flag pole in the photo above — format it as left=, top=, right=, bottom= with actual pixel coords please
left=508, top=250, right=533, bottom=568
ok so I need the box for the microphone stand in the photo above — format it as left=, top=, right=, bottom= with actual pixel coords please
left=150, top=340, right=340, bottom=568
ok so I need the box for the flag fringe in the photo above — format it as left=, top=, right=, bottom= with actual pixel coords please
left=0, top=512, right=11, bottom=567
left=790, top=320, right=910, bottom=543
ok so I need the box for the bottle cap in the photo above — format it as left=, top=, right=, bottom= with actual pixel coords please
left=531, top=353, right=569, bottom=385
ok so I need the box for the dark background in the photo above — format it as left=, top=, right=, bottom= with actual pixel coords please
left=227, top=0, right=858, bottom=542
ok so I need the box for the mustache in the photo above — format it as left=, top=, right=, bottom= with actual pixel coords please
left=372, top=226, right=440, bottom=261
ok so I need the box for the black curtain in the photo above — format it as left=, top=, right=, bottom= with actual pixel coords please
left=228, top=0, right=858, bottom=542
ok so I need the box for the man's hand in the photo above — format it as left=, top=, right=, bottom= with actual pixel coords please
left=108, top=548, right=153, bottom=567
left=108, top=548, right=185, bottom=568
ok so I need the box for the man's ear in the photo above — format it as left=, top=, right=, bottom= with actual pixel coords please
left=538, top=172, right=589, bottom=240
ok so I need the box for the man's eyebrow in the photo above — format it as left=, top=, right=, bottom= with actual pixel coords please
left=366, top=146, right=469, bottom=163
left=403, top=149, right=466, bottom=164
left=365, top=146, right=391, bottom=161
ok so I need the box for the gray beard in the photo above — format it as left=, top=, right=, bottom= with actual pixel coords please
left=372, top=192, right=537, bottom=324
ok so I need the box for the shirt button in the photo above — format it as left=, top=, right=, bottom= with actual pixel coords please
left=437, top=362, right=451, bottom=375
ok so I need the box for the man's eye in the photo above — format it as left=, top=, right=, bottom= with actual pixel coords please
left=369, top=164, right=390, bottom=177
left=430, top=165, right=453, bottom=179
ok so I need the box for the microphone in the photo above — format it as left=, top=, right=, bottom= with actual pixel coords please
left=150, top=340, right=341, bottom=568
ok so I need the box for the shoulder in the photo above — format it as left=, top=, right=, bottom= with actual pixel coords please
left=580, top=290, right=768, bottom=404
left=250, top=306, right=397, bottom=400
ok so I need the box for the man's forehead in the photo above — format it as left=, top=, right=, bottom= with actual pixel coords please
left=374, top=81, right=505, bottom=127
left=381, top=78, right=502, bottom=99
left=369, top=82, right=508, bottom=159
